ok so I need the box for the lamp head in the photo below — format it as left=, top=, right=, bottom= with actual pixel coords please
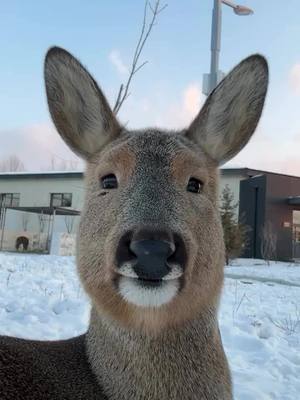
left=234, top=5, right=254, bottom=15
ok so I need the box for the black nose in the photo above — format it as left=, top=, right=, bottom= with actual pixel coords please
left=116, top=230, right=187, bottom=281
left=130, top=239, right=174, bottom=280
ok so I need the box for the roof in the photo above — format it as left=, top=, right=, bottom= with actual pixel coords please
left=4, top=206, right=80, bottom=216
left=220, top=168, right=259, bottom=177
left=288, top=197, right=300, bottom=205
left=0, top=168, right=299, bottom=180
left=221, top=167, right=300, bottom=180
left=0, top=171, right=84, bottom=180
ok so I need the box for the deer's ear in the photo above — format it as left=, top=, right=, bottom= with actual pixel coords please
left=44, top=47, right=120, bottom=159
left=186, top=55, right=268, bottom=165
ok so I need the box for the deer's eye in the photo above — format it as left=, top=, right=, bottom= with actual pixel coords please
left=101, top=174, right=118, bottom=189
left=187, top=177, right=203, bottom=193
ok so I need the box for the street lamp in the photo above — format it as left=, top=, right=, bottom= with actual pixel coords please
left=222, top=0, right=253, bottom=15
left=202, top=0, right=254, bottom=96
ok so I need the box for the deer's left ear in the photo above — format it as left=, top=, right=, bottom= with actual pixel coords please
left=44, top=47, right=121, bottom=160
left=186, top=55, right=268, bottom=165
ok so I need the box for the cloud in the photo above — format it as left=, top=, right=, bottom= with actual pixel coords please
left=182, top=84, right=203, bottom=118
left=117, top=82, right=205, bottom=130
left=108, top=50, right=128, bottom=75
left=0, top=123, right=82, bottom=171
left=2, top=120, right=300, bottom=177
left=227, top=127, right=300, bottom=176
left=0, top=83, right=203, bottom=172
left=153, top=83, right=205, bottom=129
left=289, top=63, right=300, bottom=95
left=2, top=84, right=299, bottom=178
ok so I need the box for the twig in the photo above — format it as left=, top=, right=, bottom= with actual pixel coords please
left=6, top=272, right=12, bottom=287
left=235, top=293, right=246, bottom=314
left=114, top=84, right=124, bottom=111
left=113, top=0, right=167, bottom=114
left=267, top=302, right=300, bottom=336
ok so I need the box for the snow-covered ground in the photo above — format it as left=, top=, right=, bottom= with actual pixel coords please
left=0, top=254, right=300, bottom=399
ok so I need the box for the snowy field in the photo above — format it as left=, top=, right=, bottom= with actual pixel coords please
left=0, top=254, right=300, bottom=399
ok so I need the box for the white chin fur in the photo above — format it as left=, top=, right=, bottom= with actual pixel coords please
left=118, top=277, right=179, bottom=308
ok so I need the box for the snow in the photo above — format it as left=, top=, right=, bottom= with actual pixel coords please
left=1, top=253, right=300, bottom=399
left=226, top=258, right=300, bottom=286
left=0, top=254, right=89, bottom=339
left=221, top=260, right=300, bottom=399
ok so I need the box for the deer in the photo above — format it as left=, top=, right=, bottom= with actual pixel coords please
left=0, top=47, right=268, bottom=400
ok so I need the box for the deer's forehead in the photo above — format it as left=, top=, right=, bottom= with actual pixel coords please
left=99, top=131, right=208, bottom=174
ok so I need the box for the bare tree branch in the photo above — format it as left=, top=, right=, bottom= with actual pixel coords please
left=132, top=60, right=149, bottom=76
left=260, top=221, right=277, bottom=264
left=46, top=155, right=80, bottom=171
left=132, top=1, right=148, bottom=69
left=64, top=215, right=75, bottom=234
left=22, top=213, right=30, bottom=232
left=113, top=0, right=167, bottom=114
left=0, top=155, right=25, bottom=172
left=38, top=213, right=47, bottom=234
left=114, top=84, right=124, bottom=110
left=149, top=2, right=168, bottom=14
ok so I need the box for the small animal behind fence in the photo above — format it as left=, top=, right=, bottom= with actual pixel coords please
left=15, top=236, right=29, bottom=251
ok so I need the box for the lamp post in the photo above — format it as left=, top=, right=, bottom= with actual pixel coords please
left=203, top=0, right=253, bottom=95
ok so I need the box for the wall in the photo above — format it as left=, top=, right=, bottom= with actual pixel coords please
left=0, top=173, right=84, bottom=252
left=239, top=175, right=267, bottom=259
left=0, top=174, right=84, bottom=208
left=265, top=173, right=300, bottom=261
left=239, top=173, right=300, bottom=261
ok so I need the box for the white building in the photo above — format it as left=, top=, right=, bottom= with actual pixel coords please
left=0, top=172, right=84, bottom=254
left=1, top=168, right=299, bottom=260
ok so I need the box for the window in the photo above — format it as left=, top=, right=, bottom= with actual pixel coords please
left=296, top=229, right=300, bottom=243
left=50, top=193, right=72, bottom=207
left=0, top=193, right=20, bottom=207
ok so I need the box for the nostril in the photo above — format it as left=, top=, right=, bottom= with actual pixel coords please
left=168, top=241, right=176, bottom=257
left=126, top=240, right=136, bottom=257
left=168, top=238, right=180, bottom=256
left=116, top=232, right=136, bottom=268
left=167, top=235, right=187, bottom=269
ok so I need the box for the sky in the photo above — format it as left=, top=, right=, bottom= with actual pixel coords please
left=1, top=0, right=300, bottom=174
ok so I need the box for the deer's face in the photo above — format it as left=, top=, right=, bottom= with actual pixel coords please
left=44, top=47, right=268, bottom=333
left=77, top=131, right=223, bottom=331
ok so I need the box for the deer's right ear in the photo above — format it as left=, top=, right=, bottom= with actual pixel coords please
left=186, top=55, right=268, bottom=165
left=44, top=47, right=121, bottom=159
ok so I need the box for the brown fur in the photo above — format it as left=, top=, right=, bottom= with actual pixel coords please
left=0, top=46, right=268, bottom=399
left=0, top=335, right=105, bottom=399
left=15, top=236, right=29, bottom=251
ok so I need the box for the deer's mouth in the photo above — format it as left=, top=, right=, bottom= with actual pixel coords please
left=116, top=274, right=181, bottom=308
left=115, top=260, right=184, bottom=304
left=117, top=261, right=183, bottom=281
left=114, top=233, right=185, bottom=307
left=137, top=277, right=163, bottom=287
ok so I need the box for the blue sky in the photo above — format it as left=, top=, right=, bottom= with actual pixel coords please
left=1, top=0, right=300, bottom=173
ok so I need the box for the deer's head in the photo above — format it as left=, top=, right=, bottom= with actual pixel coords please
left=45, top=47, right=268, bottom=333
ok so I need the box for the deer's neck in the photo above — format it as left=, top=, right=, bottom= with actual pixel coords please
left=86, top=307, right=232, bottom=400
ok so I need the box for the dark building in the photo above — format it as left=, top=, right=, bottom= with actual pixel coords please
left=234, top=169, right=300, bottom=261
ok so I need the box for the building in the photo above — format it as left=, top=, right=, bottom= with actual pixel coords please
left=0, top=172, right=83, bottom=254
left=221, top=168, right=300, bottom=261
left=0, top=168, right=300, bottom=260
